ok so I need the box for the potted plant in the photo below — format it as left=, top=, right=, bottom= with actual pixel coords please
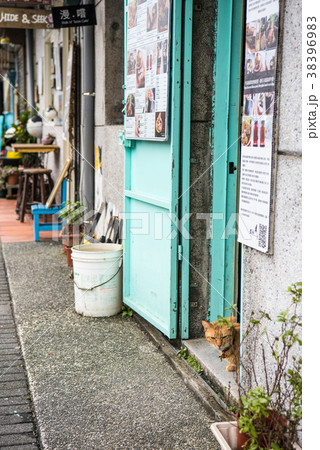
left=58, top=200, right=85, bottom=266
left=4, top=110, right=41, bottom=169
left=4, top=166, right=20, bottom=185
left=0, top=165, right=20, bottom=191
left=11, top=110, right=37, bottom=144
left=0, top=167, right=7, bottom=197
left=211, top=282, right=302, bottom=450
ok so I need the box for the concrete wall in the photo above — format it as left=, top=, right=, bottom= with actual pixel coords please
left=188, top=0, right=218, bottom=338
left=188, top=0, right=302, bottom=343
left=94, top=0, right=125, bottom=238
left=241, top=0, right=302, bottom=342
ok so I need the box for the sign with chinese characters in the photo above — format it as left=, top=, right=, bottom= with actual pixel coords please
left=125, top=0, right=171, bottom=141
left=0, top=7, right=53, bottom=28
left=238, top=0, right=280, bottom=253
left=52, top=4, right=96, bottom=28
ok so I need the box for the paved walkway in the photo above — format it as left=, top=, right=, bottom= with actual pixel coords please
left=0, top=199, right=52, bottom=243
left=0, top=247, right=38, bottom=448
left=1, top=241, right=222, bottom=449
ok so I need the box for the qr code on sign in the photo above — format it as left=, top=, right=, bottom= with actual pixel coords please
left=258, top=224, right=267, bottom=249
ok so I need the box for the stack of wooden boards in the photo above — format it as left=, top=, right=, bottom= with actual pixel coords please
left=82, top=201, right=123, bottom=245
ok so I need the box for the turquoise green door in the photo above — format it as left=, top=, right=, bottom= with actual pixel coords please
left=210, top=0, right=245, bottom=321
left=122, top=0, right=191, bottom=339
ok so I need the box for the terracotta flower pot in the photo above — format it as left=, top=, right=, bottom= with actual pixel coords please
left=237, top=427, right=249, bottom=449
left=61, top=224, right=84, bottom=247
left=65, top=247, right=73, bottom=267
left=7, top=173, right=19, bottom=185
left=236, top=410, right=287, bottom=449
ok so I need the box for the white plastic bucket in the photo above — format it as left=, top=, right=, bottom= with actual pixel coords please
left=71, top=243, right=123, bottom=317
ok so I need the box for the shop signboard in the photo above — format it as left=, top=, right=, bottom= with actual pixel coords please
left=51, top=4, right=96, bottom=28
left=0, top=7, right=53, bottom=28
left=238, top=0, right=280, bottom=253
left=125, top=0, right=171, bottom=141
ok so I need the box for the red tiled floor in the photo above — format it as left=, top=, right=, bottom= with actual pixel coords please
left=0, top=198, right=55, bottom=243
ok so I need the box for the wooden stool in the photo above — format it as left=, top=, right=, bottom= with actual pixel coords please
left=15, top=169, right=25, bottom=214
left=19, top=168, right=54, bottom=223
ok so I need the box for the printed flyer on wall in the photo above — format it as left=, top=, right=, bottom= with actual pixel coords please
left=238, top=0, right=279, bottom=253
left=125, top=0, right=171, bottom=141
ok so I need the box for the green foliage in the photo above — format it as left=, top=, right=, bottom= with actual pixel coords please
left=238, top=387, right=271, bottom=449
left=0, top=165, right=19, bottom=190
left=287, top=356, right=302, bottom=423
left=0, top=169, right=5, bottom=191
left=178, top=346, right=188, bottom=359
left=58, top=200, right=85, bottom=225
left=121, top=305, right=133, bottom=318
left=287, top=282, right=302, bottom=304
left=237, top=282, right=302, bottom=449
left=178, top=347, right=203, bottom=374
left=11, top=110, right=37, bottom=144
left=216, top=315, right=233, bottom=328
left=22, top=153, right=41, bottom=169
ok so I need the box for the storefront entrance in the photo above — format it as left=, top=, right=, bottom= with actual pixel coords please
left=122, top=0, right=244, bottom=340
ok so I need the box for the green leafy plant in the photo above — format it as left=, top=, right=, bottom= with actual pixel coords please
left=236, top=282, right=302, bottom=449
left=0, top=166, right=19, bottom=190
left=238, top=386, right=285, bottom=450
left=0, top=168, right=5, bottom=191
left=59, top=200, right=85, bottom=248
left=121, top=305, right=133, bottom=318
left=3, top=110, right=40, bottom=168
left=178, top=347, right=203, bottom=375
left=216, top=315, right=234, bottom=328
left=59, top=200, right=85, bottom=225
left=11, top=110, right=37, bottom=144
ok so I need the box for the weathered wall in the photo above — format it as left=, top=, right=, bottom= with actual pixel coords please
left=94, top=0, right=124, bottom=237
left=33, top=29, right=66, bottom=197
left=188, top=0, right=302, bottom=342
left=241, top=0, right=302, bottom=334
left=188, top=0, right=218, bottom=338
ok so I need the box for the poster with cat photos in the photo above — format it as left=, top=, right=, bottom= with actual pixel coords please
left=238, top=0, right=280, bottom=254
left=125, top=0, right=171, bottom=141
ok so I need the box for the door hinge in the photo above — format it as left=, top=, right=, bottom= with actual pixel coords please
left=178, top=244, right=183, bottom=261
left=118, top=130, right=135, bottom=148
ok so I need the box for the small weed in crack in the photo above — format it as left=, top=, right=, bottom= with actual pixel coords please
left=178, top=346, right=203, bottom=375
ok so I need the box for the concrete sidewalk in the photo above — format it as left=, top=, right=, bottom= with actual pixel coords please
left=1, top=241, right=224, bottom=449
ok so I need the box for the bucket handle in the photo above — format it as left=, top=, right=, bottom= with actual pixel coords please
left=74, top=257, right=123, bottom=291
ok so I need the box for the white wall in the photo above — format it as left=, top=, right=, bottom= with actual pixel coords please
left=241, top=0, right=302, bottom=349
left=93, top=0, right=124, bottom=238
left=33, top=29, right=68, bottom=198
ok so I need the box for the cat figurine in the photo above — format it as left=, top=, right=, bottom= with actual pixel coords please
left=202, top=316, right=240, bottom=372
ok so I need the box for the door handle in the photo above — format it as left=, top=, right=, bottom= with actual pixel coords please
left=229, top=162, right=237, bottom=174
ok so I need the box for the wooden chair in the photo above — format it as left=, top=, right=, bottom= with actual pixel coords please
left=19, top=168, right=54, bottom=222
left=31, top=178, right=67, bottom=242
